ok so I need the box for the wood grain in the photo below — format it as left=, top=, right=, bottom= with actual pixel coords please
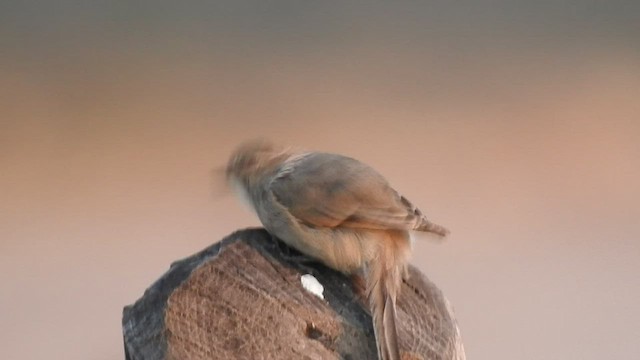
left=122, top=228, right=465, bottom=360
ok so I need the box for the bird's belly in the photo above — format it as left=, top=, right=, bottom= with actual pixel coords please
left=254, top=201, right=367, bottom=274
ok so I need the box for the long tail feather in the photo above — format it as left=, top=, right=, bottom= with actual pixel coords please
left=382, top=293, right=400, bottom=359
left=367, top=260, right=402, bottom=360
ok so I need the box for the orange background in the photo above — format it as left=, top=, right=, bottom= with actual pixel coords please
left=1, top=2, right=639, bottom=359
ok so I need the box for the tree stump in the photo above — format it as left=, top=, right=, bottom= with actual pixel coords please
left=122, top=228, right=465, bottom=360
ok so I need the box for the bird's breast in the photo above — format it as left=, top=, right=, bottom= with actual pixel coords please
left=230, top=177, right=256, bottom=211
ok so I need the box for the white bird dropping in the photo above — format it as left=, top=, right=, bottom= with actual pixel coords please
left=300, top=274, right=325, bottom=300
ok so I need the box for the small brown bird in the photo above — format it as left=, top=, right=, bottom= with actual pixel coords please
left=225, top=139, right=449, bottom=360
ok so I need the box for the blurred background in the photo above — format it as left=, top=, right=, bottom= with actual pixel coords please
left=1, top=1, right=639, bottom=359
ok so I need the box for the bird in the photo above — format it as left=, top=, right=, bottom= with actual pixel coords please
left=225, top=139, right=449, bottom=360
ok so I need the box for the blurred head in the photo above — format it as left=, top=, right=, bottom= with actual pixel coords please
left=225, top=139, right=288, bottom=185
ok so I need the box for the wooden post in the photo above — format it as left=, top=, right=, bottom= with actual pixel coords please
left=123, top=228, right=465, bottom=360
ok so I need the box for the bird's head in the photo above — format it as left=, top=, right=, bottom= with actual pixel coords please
left=226, top=139, right=289, bottom=186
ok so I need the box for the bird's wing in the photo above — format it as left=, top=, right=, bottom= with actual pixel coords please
left=269, top=152, right=428, bottom=231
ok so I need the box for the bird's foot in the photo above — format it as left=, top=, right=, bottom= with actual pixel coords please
left=350, top=273, right=368, bottom=306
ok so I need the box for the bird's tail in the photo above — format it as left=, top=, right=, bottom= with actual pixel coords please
left=366, top=252, right=403, bottom=360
